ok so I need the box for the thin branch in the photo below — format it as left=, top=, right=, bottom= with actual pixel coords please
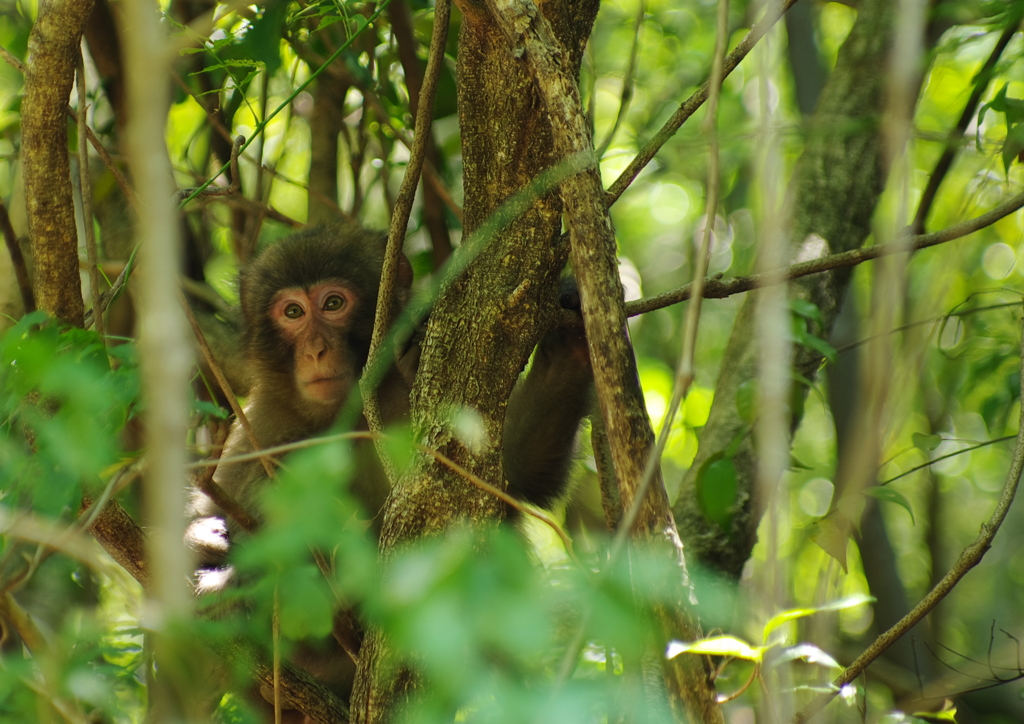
left=878, top=435, right=1016, bottom=488
left=181, top=293, right=277, bottom=481
left=611, top=0, right=730, bottom=564
left=181, top=425, right=579, bottom=566
left=0, top=44, right=25, bottom=72
left=284, top=35, right=463, bottom=222
left=0, top=199, right=34, bottom=312
left=83, top=252, right=134, bottom=329
left=594, top=0, right=645, bottom=158
left=793, top=319, right=1024, bottom=724
left=625, top=187, right=1024, bottom=317
left=415, top=443, right=580, bottom=568
left=83, top=123, right=138, bottom=210
left=3, top=43, right=135, bottom=212
left=179, top=0, right=396, bottom=208
left=77, top=52, right=105, bottom=342
left=911, top=6, right=1021, bottom=233
left=176, top=135, right=244, bottom=202
left=606, top=0, right=797, bottom=204
left=363, top=0, right=450, bottom=449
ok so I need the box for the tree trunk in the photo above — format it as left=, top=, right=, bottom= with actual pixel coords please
left=349, top=1, right=597, bottom=720
left=674, top=0, right=898, bottom=576
left=22, top=0, right=96, bottom=325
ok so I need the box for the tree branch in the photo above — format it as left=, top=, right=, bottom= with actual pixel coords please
left=0, top=198, right=34, bottom=313
left=484, top=0, right=723, bottom=719
left=606, top=0, right=797, bottom=204
left=625, top=187, right=1024, bottom=317
left=793, top=318, right=1024, bottom=723
left=22, top=0, right=95, bottom=325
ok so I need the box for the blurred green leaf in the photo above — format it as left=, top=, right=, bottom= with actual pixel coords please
left=666, top=635, right=763, bottom=661
left=695, top=455, right=737, bottom=531
left=865, top=486, right=915, bottom=524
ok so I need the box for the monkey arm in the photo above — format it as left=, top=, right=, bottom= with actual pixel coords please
left=502, top=323, right=593, bottom=509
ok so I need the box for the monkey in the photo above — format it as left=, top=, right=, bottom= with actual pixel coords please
left=185, top=220, right=594, bottom=720
left=186, top=221, right=414, bottom=578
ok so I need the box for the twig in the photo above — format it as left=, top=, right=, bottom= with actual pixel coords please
left=78, top=52, right=105, bottom=342
left=610, top=0, right=730, bottom=565
left=624, top=187, right=1024, bottom=317
left=2, top=42, right=136, bottom=211
left=595, top=0, right=645, bottom=158
left=180, top=293, right=276, bottom=480
left=793, top=319, right=1024, bottom=724
left=0, top=44, right=25, bottom=72
left=83, top=252, right=134, bottom=329
left=0, top=199, right=34, bottom=312
left=176, top=135, right=244, bottom=202
left=606, top=0, right=798, bottom=203
left=416, top=442, right=580, bottom=567
left=282, top=34, right=463, bottom=223
left=911, top=5, right=1022, bottom=233
left=83, top=123, right=138, bottom=211
left=181, top=426, right=580, bottom=567
left=363, top=0, right=450, bottom=467
left=179, top=0, right=396, bottom=208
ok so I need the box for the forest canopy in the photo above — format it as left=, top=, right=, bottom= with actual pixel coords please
left=2, top=0, right=1024, bottom=722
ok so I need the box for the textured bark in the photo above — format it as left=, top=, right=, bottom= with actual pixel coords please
left=481, top=0, right=722, bottom=719
left=22, top=0, right=95, bottom=325
left=349, top=1, right=597, bottom=720
left=674, top=0, right=897, bottom=577
left=84, top=498, right=150, bottom=588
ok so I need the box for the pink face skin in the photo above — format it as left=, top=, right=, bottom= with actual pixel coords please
left=270, top=281, right=357, bottom=405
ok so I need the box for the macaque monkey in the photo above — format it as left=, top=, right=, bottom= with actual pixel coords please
left=186, top=221, right=414, bottom=581
left=186, top=221, right=593, bottom=718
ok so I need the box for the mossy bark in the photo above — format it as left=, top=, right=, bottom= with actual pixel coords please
left=674, top=0, right=898, bottom=577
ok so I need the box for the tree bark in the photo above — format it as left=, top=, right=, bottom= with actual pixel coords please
left=22, top=0, right=96, bottom=326
left=674, top=0, right=898, bottom=577
left=349, top=0, right=597, bottom=720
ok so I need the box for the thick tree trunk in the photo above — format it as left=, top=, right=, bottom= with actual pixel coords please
left=674, top=0, right=898, bottom=576
left=22, top=0, right=96, bottom=326
left=349, top=1, right=597, bottom=720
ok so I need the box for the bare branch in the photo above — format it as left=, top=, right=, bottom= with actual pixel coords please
left=363, top=0, right=451, bottom=446
left=0, top=199, right=34, bottom=312
left=625, top=188, right=1024, bottom=317
left=77, top=52, right=105, bottom=342
left=912, top=6, right=1022, bottom=233
left=793, top=319, right=1024, bottom=723
left=606, top=0, right=798, bottom=204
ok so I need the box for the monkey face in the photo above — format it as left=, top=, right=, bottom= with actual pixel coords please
left=269, top=280, right=360, bottom=406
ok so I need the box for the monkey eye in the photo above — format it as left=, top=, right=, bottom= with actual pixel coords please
left=283, top=302, right=305, bottom=319
left=323, top=294, right=346, bottom=312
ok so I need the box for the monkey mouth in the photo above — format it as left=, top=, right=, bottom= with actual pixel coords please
left=303, top=375, right=348, bottom=402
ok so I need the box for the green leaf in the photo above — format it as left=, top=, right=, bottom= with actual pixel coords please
left=800, top=332, right=838, bottom=365
left=695, top=456, right=737, bottom=531
left=809, top=515, right=852, bottom=573
left=666, top=636, right=763, bottom=661
left=912, top=432, right=942, bottom=451
left=1002, top=122, right=1024, bottom=172
left=865, top=486, right=915, bottom=524
left=772, top=644, right=841, bottom=669
left=762, top=594, right=873, bottom=642
left=790, top=299, right=824, bottom=327
left=910, top=704, right=957, bottom=722
left=316, top=15, right=343, bottom=31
